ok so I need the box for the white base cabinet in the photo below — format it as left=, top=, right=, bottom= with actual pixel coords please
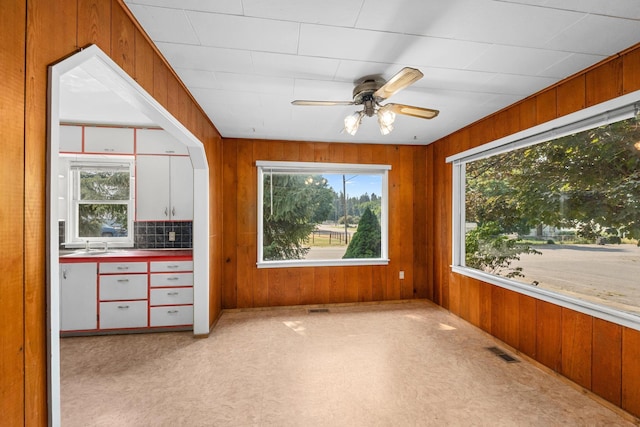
left=60, top=254, right=193, bottom=335
left=60, top=262, right=97, bottom=331
left=149, top=260, right=194, bottom=327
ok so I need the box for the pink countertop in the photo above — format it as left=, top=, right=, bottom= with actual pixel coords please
left=60, top=249, right=192, bottom=262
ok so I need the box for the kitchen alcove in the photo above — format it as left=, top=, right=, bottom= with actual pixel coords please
left=47, top=45, right=210, bottom=423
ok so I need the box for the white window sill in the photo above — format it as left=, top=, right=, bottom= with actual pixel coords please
left=258, top=258, right=390, bottom=269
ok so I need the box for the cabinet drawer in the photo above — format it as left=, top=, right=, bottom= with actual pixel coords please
left=150, top=287, right=193, bottom=306
left=100, top=274, right=147, bottom=301
left=99, top=262, right=147, bottom=274
left=150, top=305, right=193, bottom=327
left=150, top=260, right=193, bottom=272
left=150, top=272, right=193, bottom=288
left=100, top=301, right=147, bottom=329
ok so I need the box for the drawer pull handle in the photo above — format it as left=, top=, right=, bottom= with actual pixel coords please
left=117, top=266, right=129, bottom=270
left=117, top=305, right=130, bottom=309
left=167, top=292, right=179, bottom=296
left=168, top=310, right=179, bottom=314
left=167, top=265, right=180, bottom=269
left=167, top=277, right=179, bottom=281
left=117, top=279, right=129, bottom=283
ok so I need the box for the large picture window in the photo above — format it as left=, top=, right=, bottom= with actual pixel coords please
left=66, top=157, right=135, bottom=247
left=257, top=161, right=390, bottom=268
left=449, top=95, right=640, bottom=328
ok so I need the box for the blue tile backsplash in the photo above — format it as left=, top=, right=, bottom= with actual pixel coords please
left=59, top=220, right=193, bottom=249
left=134, top=221, right=192, bottom=249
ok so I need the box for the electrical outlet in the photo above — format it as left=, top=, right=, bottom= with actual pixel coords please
left=168, top=231, right=176, bottom=242
left=399, top=271, right=405, bottom=280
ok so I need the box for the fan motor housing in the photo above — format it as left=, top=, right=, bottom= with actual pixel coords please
left=352, top=80, right=383, bottom=105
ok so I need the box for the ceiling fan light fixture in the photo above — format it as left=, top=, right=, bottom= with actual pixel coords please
left=377, top=107, right=396, bottom=135
left=344, top=111, right=364, bottom=135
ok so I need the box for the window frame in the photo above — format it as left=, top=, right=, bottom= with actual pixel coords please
left=447, top=90, right=640, bottom=331
left=65, top=155, right=135, bottom=247
left=256, top=160, right=391, bottom=268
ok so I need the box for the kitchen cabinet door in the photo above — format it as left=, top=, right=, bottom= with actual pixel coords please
left=136, top=155, right=171, bottom=220
left=136, top=155, right=193, bottom=221
left=136, top=128, right=189, bottom=155
left=84, top=126, right=134, bottom=154
left=59, top=125, right=82, bottom=152
left=169, top=156, right=193, bottom=220
left=60, top=262, right=97, bottom=331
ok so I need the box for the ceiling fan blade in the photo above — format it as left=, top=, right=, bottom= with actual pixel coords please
left=373, top=67, right=424, bottom=100
left=384, top=103, right=439, bottom=119
left=291, top=100, right=354, bottom=106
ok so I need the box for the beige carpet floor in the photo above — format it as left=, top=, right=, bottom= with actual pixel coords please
left=60, top=300, right=637, bottom=426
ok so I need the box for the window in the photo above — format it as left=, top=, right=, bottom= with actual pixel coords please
left=66, top=157, right=135, bottom=247
left=449, top=95, right=640, bottom=328
left=257, top=161, right=390, bottom=268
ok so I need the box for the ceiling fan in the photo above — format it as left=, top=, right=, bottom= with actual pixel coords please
left=291, top=67, right=439, bottom=136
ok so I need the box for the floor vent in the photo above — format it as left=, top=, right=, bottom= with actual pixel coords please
left=308, top=308, right=330, bottom=314
left=487, top=346, right=519, bottom=363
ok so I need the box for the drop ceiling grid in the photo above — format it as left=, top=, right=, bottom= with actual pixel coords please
left=120, top=0, right=640, bottom=144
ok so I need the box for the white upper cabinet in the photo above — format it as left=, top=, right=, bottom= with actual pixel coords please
left=59, top=125, right=83, bottom=152
left=136, top=155, right=193, bottom=221
left=136, top=129, right=189, bottom=155
left=84, top=126, right=134, bottom=154
left=169, top=155, right=194, bottom=221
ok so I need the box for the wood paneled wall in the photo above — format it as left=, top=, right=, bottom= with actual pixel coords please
left=4, top=0, right=223, bottom=424
left=221, top=139, right=430, bottom=309
left=1, top=0, right=27, bottom=422
left=428, top=43, right=640, bottom=418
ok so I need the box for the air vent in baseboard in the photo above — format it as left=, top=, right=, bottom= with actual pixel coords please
left=487, top=346, right=519, bottom=363
left=308, top=308, right=330, bottom=314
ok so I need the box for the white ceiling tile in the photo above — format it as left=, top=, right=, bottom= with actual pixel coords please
left=545, top=14, right=640, bottom=55
left=186, top=11, right=299, bottom=54
left=355, top=0, right=459, bottom=34
left=467, top=45, right=571, bottom=75
left=125, top=0, right=243, bottom=15
left=214, top=73, right=295, bottom=96
left=492, top=0, right=550, bottom=6
left=155, top=42, right=253, bottom=73
left=439, top=1, right=585, bottom=48
left=357, top=0, right=585, bottom=48
left=537, top=52, right=606, bottom=78
left=190, top=87, right=257, bottom=108
left=334, top=61, right=406, bottom=83
left=126, top=4, right=199, bottom=44
left=414, top=67, right=495, bottom=92
left=250, top=52, right=341, bottom=80
left=292, top=79, right=355, bottom=102
left=173, top=68, right=218, bottom=89
left=484, top=74, right=558, bottom=96
left=299, top=24, right=491, bottom=69
left=542, top=0, right=640, bottom=19
left=242, top=0, right=364, bottom=26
